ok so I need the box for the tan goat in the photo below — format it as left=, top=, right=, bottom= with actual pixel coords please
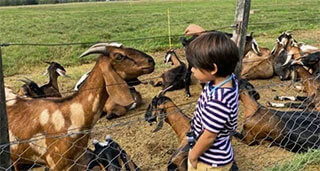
left=241, top=47, right=274, bottom=80
left=6, top=43, right=155, bottom=170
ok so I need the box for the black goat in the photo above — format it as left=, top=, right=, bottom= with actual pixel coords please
left=150, top=49, right=189, bottom=96
left=85, top=136, right=140, bottom=171
left=18, top=62, right=67, bottom=98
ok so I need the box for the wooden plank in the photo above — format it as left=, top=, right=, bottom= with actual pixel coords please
left=0, top=47, right=10, bottom=170
left=232, top=0, right=251, bottom=79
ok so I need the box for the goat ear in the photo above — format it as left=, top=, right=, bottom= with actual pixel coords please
left=152, top=110, right=165, bottom=132
left=100, top=58, right=134, bottom=107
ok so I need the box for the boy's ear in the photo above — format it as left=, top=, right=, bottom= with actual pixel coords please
left=210, top=63, right=218, bottom=75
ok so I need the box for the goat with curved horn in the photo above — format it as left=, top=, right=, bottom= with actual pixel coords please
left=75, top=42, right=154, bottom=120
left=7, top=43, right=155, bottom=170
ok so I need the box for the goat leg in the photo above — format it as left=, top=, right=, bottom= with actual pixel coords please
left=184, top=65, right=192, bottom=97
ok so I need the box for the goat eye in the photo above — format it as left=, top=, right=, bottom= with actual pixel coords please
left=115, top=54, right=125, bottom=61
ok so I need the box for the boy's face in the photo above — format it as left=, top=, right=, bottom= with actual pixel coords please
left=191, top=67, right=215, bottom=82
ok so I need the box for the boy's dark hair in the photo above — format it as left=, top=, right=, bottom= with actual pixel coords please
left=186, top=31, right=239, bottom=77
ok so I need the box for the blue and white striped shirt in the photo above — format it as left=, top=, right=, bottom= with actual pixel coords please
left=191, top=74, right=239, bottom=167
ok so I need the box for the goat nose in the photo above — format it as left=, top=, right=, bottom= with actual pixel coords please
left=148, top=58, right=155, bottom=65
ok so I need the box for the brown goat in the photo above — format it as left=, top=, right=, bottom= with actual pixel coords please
left=236, top=79, right=320, bottom=153
left=75, top=74, right=144, bottom=120
left=103, top=86, right=143, bottom=120
left=6, top=43, right=155, bottom=170
left=241, top=47, right=274, bottom=80
left=145, top=88, right=190, bottom=171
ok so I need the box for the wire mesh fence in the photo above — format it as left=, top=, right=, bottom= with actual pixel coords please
left=1, top=0, right=320, bottom=170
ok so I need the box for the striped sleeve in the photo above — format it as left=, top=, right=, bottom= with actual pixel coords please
left=202, top=100, right=230, bottom=133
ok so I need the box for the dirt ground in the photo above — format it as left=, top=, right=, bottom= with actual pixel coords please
left=4, top=30, right=320, bottom=170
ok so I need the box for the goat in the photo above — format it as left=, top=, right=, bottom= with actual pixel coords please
left=267, top=56, right=320, bottom=111
left=294, top=52, right=320, bottom=74
left=145, top=87, right=190, bottom=171
left=74, top=68, right=144, bottom=120
left=6, top=43, right=155, bottom=170
left=149, top=49, right=189, bottom=96
left=18, top=62, right=67, bottom=98
left=272, top=32, right=319, bottom=80
left=103, top=86, right=142, bottom=120
left=81, top=136, right=140, bottom=171
left=235, top=79, right=320, bottom=153
left=181, top=31, right=261, bottom=96
left=241, top=47, right=274, bottom=80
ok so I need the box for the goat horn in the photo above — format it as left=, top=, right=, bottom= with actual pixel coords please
left=157, top=85, right=174, bottom=97
left=91, top=42, right=122, bottom=48
left=290, top=60, right=304, bottom=66
left=282, top=54, right=293, bottom=66
left=19, top=79, right=31, bottom=84
left=79, top=46, right=107, bottom=58
left=90, top=43, right=111, bottom=48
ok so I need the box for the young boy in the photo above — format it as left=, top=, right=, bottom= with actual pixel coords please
left=185, top=31, right=240, bottom=170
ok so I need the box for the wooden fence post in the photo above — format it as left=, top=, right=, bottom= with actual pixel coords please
left=0, top=46, right=10, bottom=170
left=232, top=0, right=251, bottom=79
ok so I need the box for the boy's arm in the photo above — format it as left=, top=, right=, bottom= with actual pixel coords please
left=188, top=129, right=217, bottom=169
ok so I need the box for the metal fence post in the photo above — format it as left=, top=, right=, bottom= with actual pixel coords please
left=232, top=0, right=251, bottom=79
left=0, top=46, right=10, bottom=170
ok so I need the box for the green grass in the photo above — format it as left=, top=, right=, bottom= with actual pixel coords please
left=0, top=0, right=319, bottom=75
left=267, top=150, right=320, bottom=171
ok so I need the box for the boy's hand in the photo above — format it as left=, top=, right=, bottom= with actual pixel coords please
left=188, top=150, right=198, bottom=169
left=184, top=24, right=205, bottom=36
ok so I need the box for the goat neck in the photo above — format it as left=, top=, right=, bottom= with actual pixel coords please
left=239, top=91, right=259, bottom=118
left=47, top=69, right=60, bottom=92
left=40, top=69, right=60, bottom=97
left=170, top=52, right=183, bottom=67
left=163, top=100, right=191, bottom=144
